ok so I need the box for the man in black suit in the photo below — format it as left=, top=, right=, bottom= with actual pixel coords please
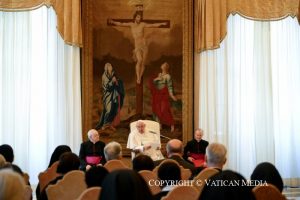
left=79, top=129, right=106, bottom=171
left=183, top=128, right=209, bottom=164
left=154, top=139, right=196, bottom=176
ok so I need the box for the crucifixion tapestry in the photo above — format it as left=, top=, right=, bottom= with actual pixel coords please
left=82, top=0, right=194, bottom=154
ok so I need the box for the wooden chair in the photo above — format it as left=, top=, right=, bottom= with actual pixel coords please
left=180, top=167, right=192, bottom=180
left=138, top=170, right=161, bottom=195
left=76, top=187, right=101, bottom=200
left=192, top=167, right=219, bottom=193
left=23, top=172, right=30, bottom=185
left=252, top=184, right=286, bottom=200
left=153, top=159, right=192, bottom=180
left=161, top=185, right=199, bottom=200
left=38, top=161, right=60, bottom=192
left=24, top=185, right=33, bottom=200
left=103, top=159, right=130, bottom=172
left=46, top=170, right=87, bottom=200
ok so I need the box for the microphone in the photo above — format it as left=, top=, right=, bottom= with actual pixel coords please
left=149, top=131, right=172, bottom=140
left=149, top=130, right=157, bottom=134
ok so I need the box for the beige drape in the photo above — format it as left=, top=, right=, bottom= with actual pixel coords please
left=196, top=0, right=300, bottom=52
left=0, top=0, right=82, bottom=47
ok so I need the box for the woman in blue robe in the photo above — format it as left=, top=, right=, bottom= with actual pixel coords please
left=95, top=63, right=124, bottom=130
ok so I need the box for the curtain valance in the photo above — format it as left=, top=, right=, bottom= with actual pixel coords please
left=0, top=0, right=82, bottom=47
left=196, top=0, right=299, bottom=52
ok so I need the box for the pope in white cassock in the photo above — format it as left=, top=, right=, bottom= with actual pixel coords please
left=127, top=120, right=164, bottom=161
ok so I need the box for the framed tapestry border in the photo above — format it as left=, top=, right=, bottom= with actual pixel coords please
left=81, top=0, right=194, bottom=152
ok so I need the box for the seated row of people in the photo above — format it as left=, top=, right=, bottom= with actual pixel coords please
left=0, top=154, right=284, bottom=200
left=78, top=121, right=208, bottom=172
left=126, top=121, right=210, bottom=168
left=0, top=124, right=285, bottom=200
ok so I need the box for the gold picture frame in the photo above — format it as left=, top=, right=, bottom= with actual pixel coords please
left=81, top=0, right=194, bottom=155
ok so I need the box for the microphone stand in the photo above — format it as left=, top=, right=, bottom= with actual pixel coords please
left=149, top=131, right=172, bottom=140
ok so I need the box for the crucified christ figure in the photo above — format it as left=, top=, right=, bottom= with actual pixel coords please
left=109, top=11, right=168, bottom=84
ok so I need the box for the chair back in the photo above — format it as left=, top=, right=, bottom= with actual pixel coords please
left=23, top=172, right=30, bottom=185
left=252, top=184, right=286, bottom=200
left=103, top=160, right=129, bottom=172
left=130, top=120, right=160, bottom=136
left=180, top=167, right=192, bottom=180
left=76, top=187, right=101, bottom=200
left=24, top=185, right=32, bottom=200
left=139, top=170, right=161, bottom=195
left=38, top=161, right=60, bottom=192
left=161, top=185, right=199, bottom=200
left=46, top=170, right=87, bottom=200
left=153, top=159, right=192, bottom=180
left=192, top=167, right=219, bottom=193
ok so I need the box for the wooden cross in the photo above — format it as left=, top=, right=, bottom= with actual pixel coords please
left=107, top=10, right=170, bottom=115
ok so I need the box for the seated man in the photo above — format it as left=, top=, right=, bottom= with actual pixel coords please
left=79, top=129, right=106, bottom=171
left=205, top=142, right=227, bottom=171
left=104, top=141, right=122, bottom=161
left=183, top=129, right=209, bottom=167
left=155, top=139, right=196, bottom=177
left=127, top=120, right=163, bottom=161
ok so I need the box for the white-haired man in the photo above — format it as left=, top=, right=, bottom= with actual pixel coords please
left=183, top=128, right=209, bottom=167
left=205, top=142, right=227, bottom=171
left=79, top=129, right=106, bottom=171
left=104, top=141, right=122, bottom=161
left=127, top=120, right=163, bottom=161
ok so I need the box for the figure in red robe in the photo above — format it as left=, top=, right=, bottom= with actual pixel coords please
left=148, top=62, right=177, bottom=132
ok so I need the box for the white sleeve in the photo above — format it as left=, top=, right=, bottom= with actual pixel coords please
left=127, top=132, right=144, bottom=152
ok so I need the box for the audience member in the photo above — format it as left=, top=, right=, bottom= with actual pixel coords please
left=36, top=145, right=72, bottom=199
left=183, top=129, right=209, bottom=167
left=39, top=152, right=80, bottom=200
left=0, top=144, right=30, bottom=179
left=104, top=141, right=122, bottom=161
left=85, top=166, right=109, bottom=188
left=127, top=120, right=163, bottom=161
left=79, top=129, right=106, bottom=171
left=199, top=170, right=255, bottom=200
left=0, top=169, right=26, bottom=200
left=251, top=162, right=284, bottom=192
left=0, top=144, right=14, bottom=163
left=155, top=139, right=195, bottom=176
left=99, top=169, right=153, bottom=200
left=154, top=161, right=181, bottom=200
left=1, top=162, right=25, bottom=177
left=205, top=142, right=227, bottom=171
left=0, top=145, right=31, bottom=187
left=47, top=145, right=72, bottom=168
left=132, top=154, right=155, bottom=172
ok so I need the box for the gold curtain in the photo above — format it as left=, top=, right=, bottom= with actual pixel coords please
left=196, top=0, right=300, bottom=52
left=0, top=0, right=82, bottom=47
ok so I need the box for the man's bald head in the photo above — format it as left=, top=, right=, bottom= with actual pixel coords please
left=166, top=139, right=183, bottom=157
